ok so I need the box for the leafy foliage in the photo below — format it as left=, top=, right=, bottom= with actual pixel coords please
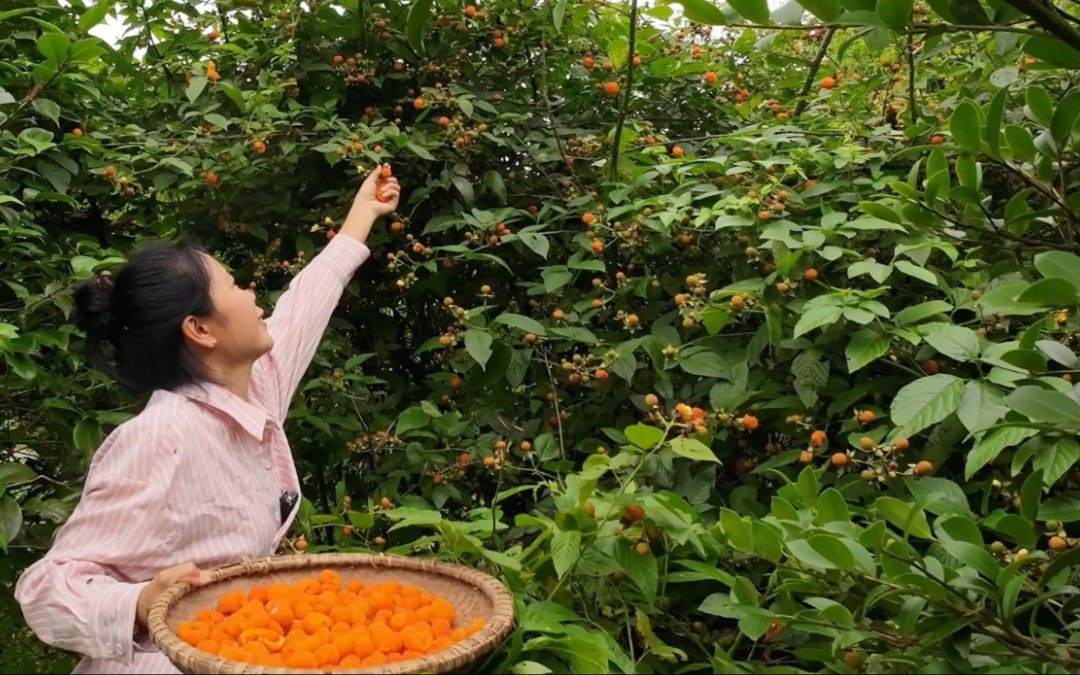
left=5, top=0, right=1080, bottom=672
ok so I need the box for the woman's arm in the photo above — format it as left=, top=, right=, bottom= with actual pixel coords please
left=14, top=429, right=187, bottom=663
left=258, top=166, right=399, bottom=420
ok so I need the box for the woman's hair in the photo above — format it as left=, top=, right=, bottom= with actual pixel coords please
left=72, top=239, right=215, bottom=396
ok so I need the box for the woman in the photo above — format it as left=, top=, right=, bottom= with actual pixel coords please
left=15, top=165, right=400, bottom=674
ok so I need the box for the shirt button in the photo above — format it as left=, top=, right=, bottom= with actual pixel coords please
left=263, top=459, right=272, bottom=471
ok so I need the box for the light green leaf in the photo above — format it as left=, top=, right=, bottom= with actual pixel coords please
left=625, top=423, right=665, bottom=449
left=794, top=305, right=843, bottom=338
left=950, top=101, right=982, bottom=152
left=957, top=381, right=1007, bottom=433
left=463, top=329, right=494, bottom=369
left=669, top=437, right=719, bottom=463
left=846, top=328, right=890, bottom=372
left=890, top=375, right=963, bottom=437
left=966, top=426, right=1036, bottom=479
left=920, top=323, right=981, bottom=362
left=186, top=76, right=208, bottom=104
left=727, top=0, right=771, bottom=23
left=1004, top=387, right=1080, bottom=426
left=551, top=528, right=581, bottom=579
left=493, top=313, right=546, bottom=336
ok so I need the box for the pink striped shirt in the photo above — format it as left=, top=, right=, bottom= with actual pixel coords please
left=15, top=234, right=371, bottom=674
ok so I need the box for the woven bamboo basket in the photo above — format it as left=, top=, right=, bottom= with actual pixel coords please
left=147, top=553, right=515, bottom=674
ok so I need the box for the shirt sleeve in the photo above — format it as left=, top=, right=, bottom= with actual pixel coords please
left=258, top=234, right=371, bottom=420
left=14, top=428, right=177, bottom=664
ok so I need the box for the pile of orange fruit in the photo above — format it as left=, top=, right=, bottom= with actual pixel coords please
left=175, top=568, right=485, bottom=669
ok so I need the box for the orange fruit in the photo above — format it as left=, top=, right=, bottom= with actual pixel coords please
left=810, top=430, right=827, bottom=447
left=622, top=504, right=645, bottom=524
left=742, top=414, right=759, bottom=430
left=582, top=212, right=596, bottom=224
left=799, top=450, right=814, bottom=463
left=858, top=410, right=876, bottom=423
left=915, top=460, right=933, bottom=475
left=930, top=135, right=943, bottom=145
left=923, top=359, right=940, bottom=374
left=803, top=268, right=818, bottom=281
left=413, top=97, right=425, bottom=109
left=831, top=452, right=848, bottom=467
left=893, top=437, right=910, bottom=451
left=591, top=239, right=604, bottom=253
left=671, top=146, right=684, bottom=157
left=859, top=437, right=875, bottom=450
left=703, top=71, right=717, bottom=84
left=604, top=81, right=620, bottom=95
left=1049, top=536, right=1068, bottom=551
left=820, top=76, right=836, bottom=89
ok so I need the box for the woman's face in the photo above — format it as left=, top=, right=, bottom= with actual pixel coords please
left=200, top=254, right=274, bottom=361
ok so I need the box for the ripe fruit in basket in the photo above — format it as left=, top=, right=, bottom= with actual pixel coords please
left=177, top=568, right=487, bottom=667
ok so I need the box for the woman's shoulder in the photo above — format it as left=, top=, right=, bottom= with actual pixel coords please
left=89, top=389, right=202, bottom=478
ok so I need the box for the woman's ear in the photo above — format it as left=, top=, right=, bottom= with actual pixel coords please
left=180, top=315, right=217, bottom=349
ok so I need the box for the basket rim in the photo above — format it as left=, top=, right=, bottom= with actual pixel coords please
left=147, top=552, right=515, bottom=674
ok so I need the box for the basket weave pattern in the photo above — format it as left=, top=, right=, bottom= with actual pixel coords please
left=148, top=553, right=515, bottom=674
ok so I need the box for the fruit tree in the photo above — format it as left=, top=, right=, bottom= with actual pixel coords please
left=5, top=0, right=1080, bottom=672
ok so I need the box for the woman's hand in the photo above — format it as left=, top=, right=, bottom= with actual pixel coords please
left=340, top=164, right=401, bottom=244
left=136, top=562, right=210, bottom=628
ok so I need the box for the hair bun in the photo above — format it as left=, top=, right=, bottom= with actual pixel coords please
left=73, top=272, right=118, bottom=340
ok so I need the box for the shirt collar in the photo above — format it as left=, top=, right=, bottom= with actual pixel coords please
left=173, top=380, right=271, bottom=441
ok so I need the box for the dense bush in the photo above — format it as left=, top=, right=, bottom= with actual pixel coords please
left=5, top=0, right=1080, bottom=672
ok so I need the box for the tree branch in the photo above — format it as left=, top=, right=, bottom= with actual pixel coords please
left=794, top=27, right=835, bottom=116
left=1004, top=0, right=1080, bottom=52
left=609, top=0, right=639, bottom=180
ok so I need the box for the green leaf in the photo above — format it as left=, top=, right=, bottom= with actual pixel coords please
left=0, top=495, right=21, bottom=549
left=895, top=300, right=953, bottom=326
left=876, top=0, right=912, bottom=31
left=78, top=0, right=111, bottom=32
left=792, top=349, right=829, bottom=408
left=72, top=418, right=100, bottom=453
left=37, top=32, right=71, bottom=62
left=873, top=496, right=933, bottom=539
left=798, top=0, right=843, bottom=20
left=406, top=0, right=435, bottom=54
left=794, top=305, right=843, bottom=338
left=1004, top=387, right=1080, bottom=426
left=626, top=423, right=665, bottom=449
left=463, top=329, right=494, bottom=369
left=551, top=528, right=581, bottom=579
left=31, top=98, right=60, bottom=126
left=493, top=313, right=546, bottom=336
left=890, top=374, right=964, bottom=438
left=1034, top=438, right=1080, bottom=486
left=0, top=463, right=36, bottom=486
left=1038, top=493, right=1080, bottom=523
left=396, top=406, right=432, bottom=435
left=672, top=0, right=729, bottom=23
left=1026, top=85, right=1055, bottom=127
left=950, top=101, right=983, bottom=152
left=1017, top=278, right=1080, bottom=307
left=1035, top=250, right=1080, bottom=289
left=985, top=87, right=1008, bottom=157
left=669, top=437, right=719, bottom=463
left=966, top=426, right=1036, bottom=479
left=920, top=323, right=981, bottom=362
left=895, top=260, right=937, bottom=286
left=186, top=76, right=208, bottom=104
left=614, top=539, right=659, bottom=603
left=809, top=535, right=856, bottom=570
left=1005, top=125, right=1037, bottom=163
left=727, top=0, right=771, bottom=22
left=957, top=381, right=1007, bottom=434
left=679, top=352, right=734, bottom=378
left=1023, top=36, right=1080, bottom=70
